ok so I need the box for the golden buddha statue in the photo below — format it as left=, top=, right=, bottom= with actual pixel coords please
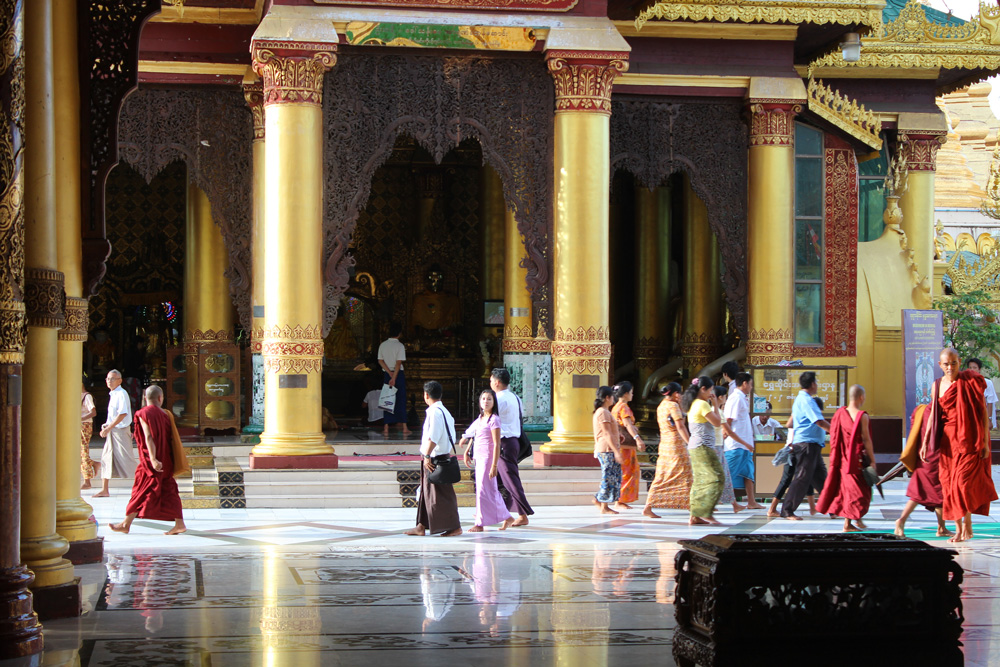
left=411, top=266, right=460, bottom=332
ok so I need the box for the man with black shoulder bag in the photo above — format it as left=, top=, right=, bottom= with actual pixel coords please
left=405, top=381, right=463, bottom=537
left=490, top=368, right=535, bottom=527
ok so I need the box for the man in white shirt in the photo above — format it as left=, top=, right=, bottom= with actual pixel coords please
left=724, top=373, right=765, bottom=510
left=93, top=369, right=137, bottom=498
left=752, top=402, right=784, bottom=440
left=405, top=381, right=462, bottom=536
left=377, top=321, right=412, bottom=437
left=490, top=368, right=534, bottom=526
left=966, top=358, right=998, bottom=429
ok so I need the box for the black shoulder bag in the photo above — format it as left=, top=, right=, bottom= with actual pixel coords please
left=515, top=395, right=533, bottom=463
left=427, top=406, right=461, bottom=485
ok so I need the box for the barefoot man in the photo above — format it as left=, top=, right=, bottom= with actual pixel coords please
left=816, top=385, right=876, bottom=532
left=93, top=370, right=137, bottom=498
left=109, top=385, right=186, bottom=536
left=780, top=372, right=831, bottom=520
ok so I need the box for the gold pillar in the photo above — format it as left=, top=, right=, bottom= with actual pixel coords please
left=22, top=0, right=73, bottom=589
left=250, top=42, right=336, bottom=460
left=481, top=166, right=506, bottom=305
left=745, top=90, right=801, bottom=365
left=53, top=0, right=95, bottom=545
left=245, top=77, right=266, bottom=434
left=542, top=51, right=627, bottom=457
left=680, top=176, right=722, bottom=375
left=634, top=185, right=670, bottom=396
left=899, top=130, right=945, bottom=296
left=180, top=184, right=234, bottom=429
left=502, top=208, right=541, bottom=351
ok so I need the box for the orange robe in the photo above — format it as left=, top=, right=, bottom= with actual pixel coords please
left=938, top=371, right=997, bottom=521
left=816, top=408, right=870, bottom=521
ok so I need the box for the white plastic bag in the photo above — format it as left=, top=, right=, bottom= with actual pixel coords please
left=378, top=384, right=397, bottom=412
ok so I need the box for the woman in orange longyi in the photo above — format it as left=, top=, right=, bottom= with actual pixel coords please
left=611, top=382, right=645, bottom=511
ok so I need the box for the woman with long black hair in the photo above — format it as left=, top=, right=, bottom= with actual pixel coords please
left=682, top=377, right=726, bottom=526
left=592, top=386, right=624, bottom=515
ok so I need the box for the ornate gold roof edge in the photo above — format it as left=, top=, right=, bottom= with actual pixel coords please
left=635, top=0, right=885, bottom=32
left=806, top=77, right=882, bottom=148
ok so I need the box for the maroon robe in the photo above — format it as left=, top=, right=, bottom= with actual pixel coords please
left=938, top=370, right=998, bottom=521
left=904, top=385, right=944, bottom=510
left=816, top=407, right=871, bottom=521
left=125, top=405, right=184, bottom=521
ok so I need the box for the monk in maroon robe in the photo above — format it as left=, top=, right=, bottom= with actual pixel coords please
left=895, top=402, right=952, bottom=538
left=816, top=385, right=876, bottom=532
left=110, top=385, right=186, bottom=535
left=936, top=348, right=997, bottom=542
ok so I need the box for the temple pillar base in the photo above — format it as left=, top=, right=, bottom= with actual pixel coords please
left=249, top=454, right=339, bottom=470
left=64, top=537, right=103, bottom=566
left=29, top=578, right=80, bottom=621
left=533, top=450, right=600, bottom=468
left=54, top=498, right=97, bottom=543
left=0, top=567, right=43, bottom=660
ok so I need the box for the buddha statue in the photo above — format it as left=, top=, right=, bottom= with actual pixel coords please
left=411, top=265, right=460, bottom=333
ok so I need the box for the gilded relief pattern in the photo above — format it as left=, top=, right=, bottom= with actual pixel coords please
left=59, top=297, right=89, bottom=342
left=546, top=51, right=628, bottom=114
left=748, top=103, right=801, bottom=146
left=183, top=329, right=234, bottom=356
left=261, top=323, right=324, bottom=375
left=502, top=322, right=550, bottom=352
left=635, top=0, right=884, bottom=31
left=24, top=267, right=65, bottom=329
left=251, top=42, right=336, bottom=107
left=243, top=81, right=265, bottom=141
left=900, top=132, right=946, bottom=171
left=746, top=327, right=794, bottom=365
left=0, top=0, right=22, bottom=364
left=551, top=326, right=611, bottom=375
left=634, top=336, right=670, bottom=370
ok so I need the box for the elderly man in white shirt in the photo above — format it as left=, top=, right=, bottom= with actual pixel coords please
left=723, top=373, right=765, bottom=510
left=93, top=369, right=137, bottom=498
left=405, top=381, right=462, bottom=537
left=489, top=367, right=534, bottom=526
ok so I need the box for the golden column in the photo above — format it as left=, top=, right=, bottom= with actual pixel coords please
left=540, top=50, right=627, bottom=465
left=679, top=176, right=722, bottom=375
left=180, top=184, right=234, bottom=430
left=53, top=0, right=98, bottom=559
left=0, top=0, right=44, bottom=656
left=899, top=128, right=946, bottom=299
left=250, top=41, right=337, bottom=467
left=745, top=86, right=802, bottom=366
left=21, top=0, right=76, bottom=601
left=244, top=76, right=266, bottom=436
left=634, top=185, right=671, bottom=399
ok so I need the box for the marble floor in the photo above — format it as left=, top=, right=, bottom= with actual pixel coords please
left=7, top=474, right=1000, bottom=666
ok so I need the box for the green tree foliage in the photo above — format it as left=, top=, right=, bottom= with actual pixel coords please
left=934, top=289, right=1000, bottom=376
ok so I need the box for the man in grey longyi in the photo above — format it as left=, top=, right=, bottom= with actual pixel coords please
left=92, top=369, right=137, bottom=498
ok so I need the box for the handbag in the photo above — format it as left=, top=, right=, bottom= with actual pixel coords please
left=501, top=395, right=533, bottom=463
left=427, top=406, right=461, bottom=485
left=378, top=383, right=397, bottom=412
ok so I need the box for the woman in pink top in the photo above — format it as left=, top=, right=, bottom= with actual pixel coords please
left=461, top=389, right=515, bottom=532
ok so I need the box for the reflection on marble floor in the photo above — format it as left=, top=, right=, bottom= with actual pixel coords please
left=13, top=477, right=1000, bottom=666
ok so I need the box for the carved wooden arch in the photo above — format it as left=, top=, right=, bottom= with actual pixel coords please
left=117, top=87, right=253, bottom=329
left=321, top=52, right=554, bottom=337
left=610, top=97, right=749, bottom=337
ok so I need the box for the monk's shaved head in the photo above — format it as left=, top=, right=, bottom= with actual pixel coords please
left=941, top=347, right=960, bottom=362
left=849, top=384, right=865, bottom=401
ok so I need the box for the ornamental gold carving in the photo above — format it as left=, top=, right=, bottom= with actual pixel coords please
left=551, top=325, right=610, bottom=375
left=58, top=296, right=89, bottom=342
left=546, top=51, right=628, bottom=115
left=263, top=357, right=323, bottom=374
left=806, top=78, right=881, bottom=149
left=243, top=80, right=265, bottom=141
left=634, top=336, right=670, bottom=370
left=502, top=337, right=551, bottom=353
left=746, top=327, right=794, bottom=365
left=0, top=299, right=25, bottom=364
left=635, top=0, right=885, bottom=31
left=251, top=326, right=264, bottom=354
left=261, top=322, right=323, bottom=375
left=24, top=267, right=65, bottom=329
left=251, top=41, right=336, bottom=107
left=899, top=132, right=946, bottom=172
left=183, top=328, right=233, bottom=355
left=748, top=102, right=801, bottom=146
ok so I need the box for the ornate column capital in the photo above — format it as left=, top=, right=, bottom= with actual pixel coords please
left=550, top=326, right=610, bottom=375
left=243, top=79, right=265, bottom=140
left=747, top=101, right=802, bottom=146
left=24, top=268, right=65, bottom=329
left=746, top=327, right=794, bottom=366
left=251, top=41, right=336, bottom=107
left=545, top=51, right=628, bottom=115
left=58, top=297, right=88, bottom=342
left=183, top=328, right=234, bottom=355
left=502, top=324, right=551, bottom=353
left=899, top=131, right=947, bottom=171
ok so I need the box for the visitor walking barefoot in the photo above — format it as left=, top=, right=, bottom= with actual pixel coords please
left=593, top=386, right=624, bottom=515
left=816, top=385, right=876, bottom=532
left=683, top=377, right=725, bottom=526
left=713, top=386, right=745, bottom=513
left=611, top=382, right=644, bottom=511
left=460, top=389, right=514, bottom=532
left=643, top=383, right=691, bottom=518
left=80, top=380, right=98, bottom=490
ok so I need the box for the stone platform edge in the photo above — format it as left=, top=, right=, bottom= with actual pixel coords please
left=249, top=454, right=340, bottom=470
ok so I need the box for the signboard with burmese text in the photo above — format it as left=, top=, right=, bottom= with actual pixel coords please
left=902, top=309, right=943, bottom=433
left=748, top=366, right=850, bottom=418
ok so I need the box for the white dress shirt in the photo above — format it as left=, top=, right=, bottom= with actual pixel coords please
left=752, top=416, right=783, bottom=438
left=377, top=337, right=406, bottom=371
left=494, top=388, right=522, bottom=439
left=106, top=385, right=132, bottom=429
left=421, top=401, right=456, bottom=457
left=985, top=378, right=998, bottom=429
left=723, top=387, right=753, bottom=451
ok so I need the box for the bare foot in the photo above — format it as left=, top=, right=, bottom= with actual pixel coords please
left=468, top=526, right=484, bottom=533
left=613, top=503, right=633, bottom=511
left=92, top=491, right=109, bottom=498
left=642, top=507, right=661, bottom=519
left=511, top=517, right=529, bottom=527
left=766, top=510, right=781, bottom=518
left=856, top=520, right=868, bottom=530
left=732, top=503, right=746, bottom=513
left=703, top=517, right=722, bottom=526
left=937, top=527, right=955, bottom=537
left=402, top=429, right=414, bottom=436
left=894, top=520, right=906, bottom=537
left=440, top=528, right=463, bottom=537
left=688, top=516, right=709, bottom=525
left=382, top=428, right=389, bottom=437
left=109, top=522, right=130, bottom=534
left=746, top=502, right=766, bottom=510
left=165, top=526, right=187, bottom=535
left=948, top=533, right=970, bottom=543
left=500, top=517, right=515, bottom=531
left=809, top=507, right=820, bottom=516
left=404, top=524, right=426, bottom=536
left=784, top=514, right=803, bottom=521
left=81, top=481, right=91, bottom=490
left=843, top=524, right=861, bottom=533
left=600, top=506, right=619, bottom=515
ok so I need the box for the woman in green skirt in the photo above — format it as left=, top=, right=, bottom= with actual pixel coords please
left=682, top=376, right=726, bottom=526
